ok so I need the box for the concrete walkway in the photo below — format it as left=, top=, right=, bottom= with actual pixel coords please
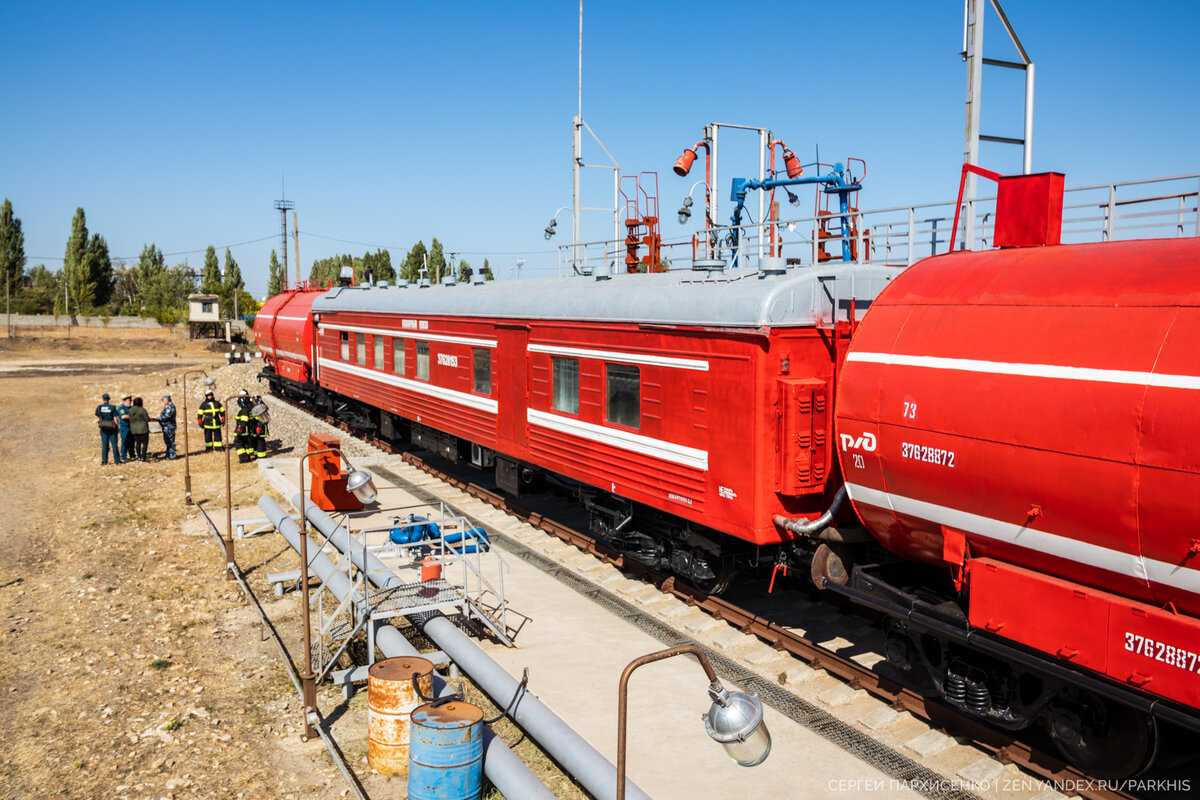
left=258, top=454, right=920, bottom=800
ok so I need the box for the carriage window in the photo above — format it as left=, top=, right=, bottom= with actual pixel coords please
left=374, top=336, right=385, bottom=370
left=417, top=341, right=430, bottom=380
left=552, top=357, right=579, bottom=414
left=356, top=333, right=366, bottom=366
left=473, top=348, right=491, bottom=394
left=340, top=331, right=349, bottom=361
left=606, top=364, right=640, bottom=428
left=393, top=338, right=405, bottom=374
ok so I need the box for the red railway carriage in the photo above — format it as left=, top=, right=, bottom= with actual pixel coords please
left=293, top=264, right=895, bottom=587
left=833, top=236, right=1200, bottom=774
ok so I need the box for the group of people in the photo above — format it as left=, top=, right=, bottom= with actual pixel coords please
left=94, top=388, right=268, bottom=465
left=94, top=394, right=177, bottom=465
left=195, top=388, right=270, bottom=463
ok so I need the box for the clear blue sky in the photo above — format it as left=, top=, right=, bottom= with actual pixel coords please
left=4, top=1, right=1198, bottom=296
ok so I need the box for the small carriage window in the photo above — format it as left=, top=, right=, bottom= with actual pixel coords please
left=474, top=348, right=491, bottom=394
left=356, top=333, right=366, bottom=366
left=417, top=341, right=430, bottom=380
left=552, top=357, right=579, bottom=414
left=606, top=364, right=640, bottom=428
left=340, top=331, right=349, bottom=361
left=375, top=336, right=385, bottom=370
left=393, top=338, right=405, bottom=374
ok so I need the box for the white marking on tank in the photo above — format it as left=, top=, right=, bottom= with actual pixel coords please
left=844, top=483, right=1200, bottom=595
left=839, top=432, right=877, bottom=452
left=846, top=352, right=1200, bottom=390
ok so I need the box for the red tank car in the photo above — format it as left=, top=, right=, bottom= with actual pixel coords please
left=833, top=235, right=1200, bottom=776
left=255, top=287, right=325, bottom=386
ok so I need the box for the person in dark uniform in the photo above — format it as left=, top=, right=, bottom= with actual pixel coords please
left=118, top=395, right=133, bottom=461
left=233, top=389, right=253, bottom=463
left=250, top=395, right=269, bottom=460
left=196, top=389, right=226, bottom=451
left=128, top=397, right=151, bottom=461
left=95, top=393, right=121, bottom=465
left=159, top=395, right=177, bottom=459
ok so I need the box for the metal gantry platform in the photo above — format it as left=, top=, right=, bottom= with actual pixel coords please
left=294, top=501, right=512, bottom=698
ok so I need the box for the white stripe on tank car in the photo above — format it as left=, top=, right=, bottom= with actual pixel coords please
left=527, top=408, right=708, bottom=471
left=320, top=323, right=497, bottom=349
left=844, top=483, right=1200, bottom=595
left=528, top=343, right=709, bottom=371
left=262, top=348, right=308, bottom=363
left=276, top=315, right=311, bottom=322
left=846, top=352, right=1200, bottom=390
left=317, top=357, right=498, bottom=414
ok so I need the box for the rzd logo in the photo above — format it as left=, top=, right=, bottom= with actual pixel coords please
left=840, top=432, right=877, bottom=452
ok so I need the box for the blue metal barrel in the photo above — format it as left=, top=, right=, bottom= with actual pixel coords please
left=408, top=700, right=484, bottom=800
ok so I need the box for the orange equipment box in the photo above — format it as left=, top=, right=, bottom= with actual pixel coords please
left=306, top=433, right=364, bottom=512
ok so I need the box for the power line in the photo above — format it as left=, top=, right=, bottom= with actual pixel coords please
left=29, top=233, right=279, bottom=264
left=302, top=230, right=557, bottom=256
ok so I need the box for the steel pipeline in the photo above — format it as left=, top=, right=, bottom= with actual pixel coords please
left=258, top=496, right=555, bottom=800
left=296, top=494, right=653, bottom=800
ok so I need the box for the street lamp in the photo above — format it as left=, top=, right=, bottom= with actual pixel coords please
left=295, top=447, right=376, bottom=741
left=544, top=206, right=572, bottom=240
left=220, top=394, right=242, bottom=581
left=181, top=371, right=215, bottom=505
left=616, top=644, right=770, bottom=800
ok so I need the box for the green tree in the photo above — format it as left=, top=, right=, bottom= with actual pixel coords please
left=63, top=208, right=92, bottom=313
left=400, top=240, right=427, bottom=283
left=200, top=245, right=221, bottom=295
left=482, top=257, right=494, bottom=281
left=266, top=250, right=282, bottom=298
left=457, top=258, right=472, bottom=282
left=361, top=248, right=394, bottom=283
left=87, top=233, right=113, bottom=308
left=112, top=262, right=138, bottom=311
left=14, top=265, right=58, bottom=314
left=221, top=248, right=243, bottom=319
left=1, top=199, right=26, bottom=320
left=427, top=238, right=446, bottom=282
left=140, top=263, right=196, bottom=323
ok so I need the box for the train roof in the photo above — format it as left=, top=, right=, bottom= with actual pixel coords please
left=310, top=263, right=898, bottom=328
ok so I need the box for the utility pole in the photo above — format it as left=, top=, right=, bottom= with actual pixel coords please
left=275, top=196, right=294, bottom=290
left=293, top=211, right=301, bottom=287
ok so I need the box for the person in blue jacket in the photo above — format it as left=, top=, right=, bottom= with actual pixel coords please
left=95, top=393, right=122, bottom=465
left=158, top=395, right=177, bottom=459
left=117, top=395, right=133, bottom=460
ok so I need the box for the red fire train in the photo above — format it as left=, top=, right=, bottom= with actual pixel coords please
left=255, top=178, right=1200, bottom=776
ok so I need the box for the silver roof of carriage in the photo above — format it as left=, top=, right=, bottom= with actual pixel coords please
left=309, top=263, right=899, bottom=329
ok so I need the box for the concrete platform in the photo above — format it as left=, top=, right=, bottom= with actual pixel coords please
left=259, top=455, right=920, bottom=799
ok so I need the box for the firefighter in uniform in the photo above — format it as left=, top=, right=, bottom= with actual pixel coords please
left=233, top=389, right=254, bottom=463
left=196, top=389, right=226, bottom=451
left=250, top=395, right=269, bottom=460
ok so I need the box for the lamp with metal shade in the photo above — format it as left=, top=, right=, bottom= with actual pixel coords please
left=702, top=684, right=771, bottom=767
left=345, top=468, right=377, bottom=505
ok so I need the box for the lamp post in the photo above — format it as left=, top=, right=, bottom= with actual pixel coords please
left=616, top=644, right=771, bottom=800
left=220, top=394, right=241, bottom=581
left=295, top=447, right=377, bottom=741
left=181, top=370, right=214, bottom=505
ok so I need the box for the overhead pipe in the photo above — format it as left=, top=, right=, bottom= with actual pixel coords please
left=258, top=496, right=555, bottom=800
left=297, top=495, right=653, bottom=800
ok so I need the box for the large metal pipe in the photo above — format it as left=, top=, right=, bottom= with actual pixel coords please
left=258, top=497, right=555, bottom=800
left=297, top=495, right=653, bottom=800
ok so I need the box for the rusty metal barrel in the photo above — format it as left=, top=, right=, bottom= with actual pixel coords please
left=368, top=656, right=434, bottom=776
left=408, top=700, right=484, bottom=800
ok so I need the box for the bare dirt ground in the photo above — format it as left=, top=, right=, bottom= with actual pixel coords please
left=0, top=336, right=584, bottom=800
left=0, top=337, right=355, bottom=800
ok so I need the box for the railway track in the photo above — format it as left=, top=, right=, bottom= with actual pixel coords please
left=270, top=390, right=1159, bottom=800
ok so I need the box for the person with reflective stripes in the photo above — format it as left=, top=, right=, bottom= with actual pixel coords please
left=250, top=394, right=269, bottom=459
left=196, top=390, right=226, bottom=451
left=233, top=389, right=253, bottom=463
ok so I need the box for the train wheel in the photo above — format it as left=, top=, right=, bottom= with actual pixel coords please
left=1046, top=689, right=1157, bottom=778
left=811, top=542, right=854, bottom=587
left=686, top=550, right=730, bottom=596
